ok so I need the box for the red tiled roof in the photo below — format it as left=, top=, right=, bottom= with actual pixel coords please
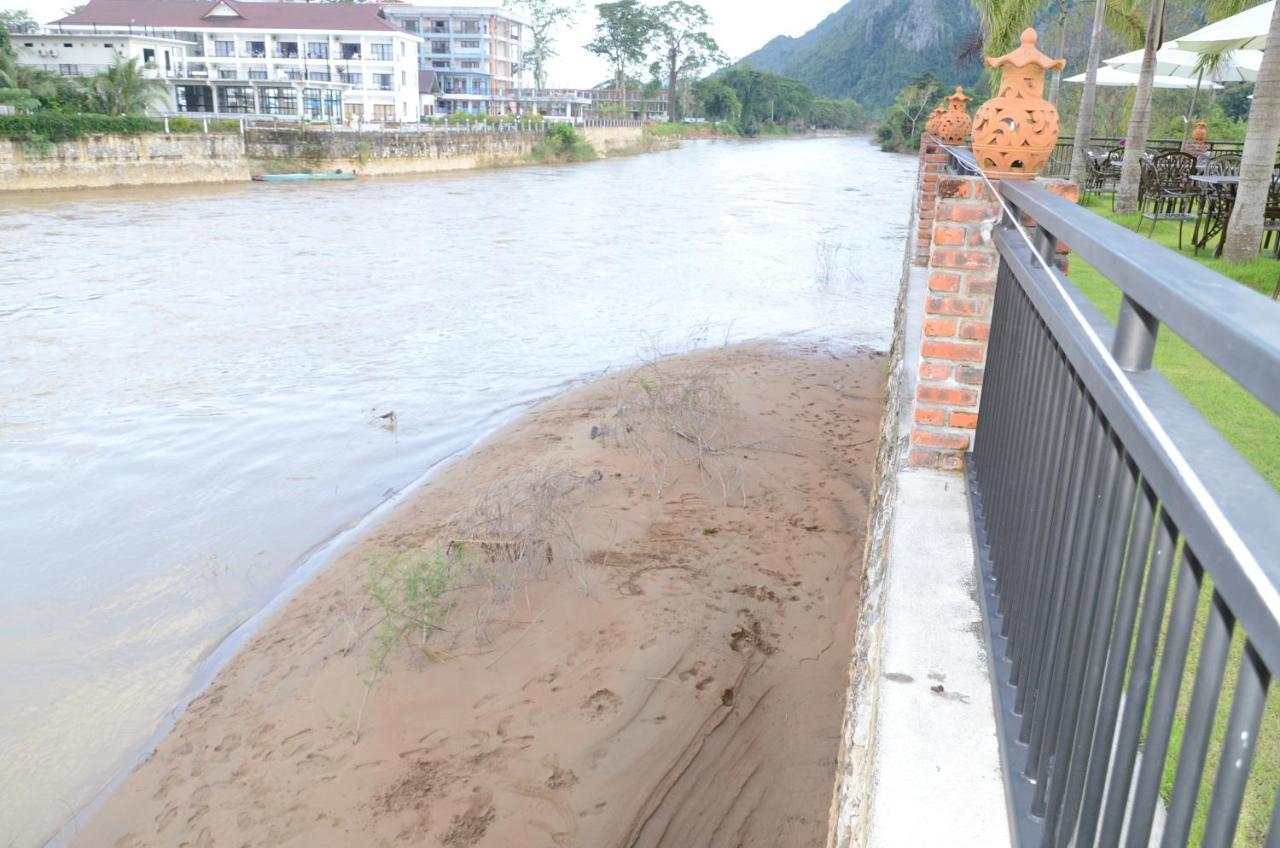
left=52, top=0, right=406, bottom=33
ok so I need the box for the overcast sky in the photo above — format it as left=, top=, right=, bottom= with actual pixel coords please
left=2, top=0, right=848, bottom=87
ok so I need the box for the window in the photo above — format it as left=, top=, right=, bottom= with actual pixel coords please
left=22, top=42, right=32, bottom=47
left=341, top=43, right=360, bottom=60
left=373, top=104, right=394, bottom=121
left=342, top=72, right=362, bottom=86
left=324, top=90, right=341, bottom=117
left=214, top=40, right=234, bottom=57
left=63, top=42, right=72, bottom=48
left=431, top=60, right=449, bottom=69
left=431, top=40, right=449, bottom=54
left=460, top=60, right=479, bottom=70
left=103, top=42, right=113, bottom=48
left=459, top=39, right=479, bottom=49
left=217, top=85, right=255, bottom=113
left=259, top=86, right=297, bottom=115
left=373, top=73, right=392, bottom=91
left=246, top=40, right=265, bottom=58
left=57, top=64, right=79, bottom=75
left=458, top=20, right=480, bottom=34
left=400, top=19, right=419, bottom=33
left=306, top=41, right=328, bottom=59
left=307, top=71, right=331, bottom=82
left=430, top=19, right=448, bottom=31
left=176, top=84, right=214, bottom=112
left=370, top=43, right=392, bottom=61
left=345, top=103, right=363, bottom=120
left=282, top=69, right=301, bottom=80
left=218, top=69, right=237, bottom=80
left=303, top=87, right=323, bottom=119
left=248, top=68, right=267, bottom=80
left=401, top=70, right=406, bottom=85
left=277, top=41, right=298, bottom=58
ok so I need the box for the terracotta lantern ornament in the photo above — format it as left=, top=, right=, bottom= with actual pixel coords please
left=925, top=105, right=946, bottom=137
left=934, top=86, right=972, bottom=145
left=971, top=28, right=1066, bottom=180
left=1192, top=120, right=1208, bottom=144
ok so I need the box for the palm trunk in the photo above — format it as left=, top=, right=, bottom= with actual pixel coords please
left=667, top=47, right=677, bottom=122
left=1224, top=0, right=1280, bottom=262
left=1114, top=0, right=1166, bottom=215
left=618, top=65, right=626, bottom=113
left=1069, top=0, right=1109, bottom=187
left=1048, top=5, right=1070, bottom=107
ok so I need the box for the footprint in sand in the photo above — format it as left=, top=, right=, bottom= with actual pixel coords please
left=582, top=688, right=623, bottom=718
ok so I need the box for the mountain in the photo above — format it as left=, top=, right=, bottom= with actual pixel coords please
left=740, top=0, right=984, bottom=112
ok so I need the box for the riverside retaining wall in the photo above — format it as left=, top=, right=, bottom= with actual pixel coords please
left=245, top=127, right=543, bottom=176
left=0, top=133, right=248, bottom=191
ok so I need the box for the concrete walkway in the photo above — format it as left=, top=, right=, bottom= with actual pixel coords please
left=867, top=468, right=1010, bottom=847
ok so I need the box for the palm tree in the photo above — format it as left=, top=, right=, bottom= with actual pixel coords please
left=1113, top=0, right=1167, bottom=214
left=82, top=56, right=167, bottom=116
left=1065, top=0, right=1144, bottom=185
left=1224, top=0, right=1280, bottom=261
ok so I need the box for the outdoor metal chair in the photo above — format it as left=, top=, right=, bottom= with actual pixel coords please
left=1137, top=151, right=1200, bottom=249
left=1207, top=154, right=1242, bottom=176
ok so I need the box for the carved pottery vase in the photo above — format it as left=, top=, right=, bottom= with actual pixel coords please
left=971, top=29, right=1066, bottom=180
left=934, top=86, right=972, bottom=145
left=925, top=106, right=945, bottom=138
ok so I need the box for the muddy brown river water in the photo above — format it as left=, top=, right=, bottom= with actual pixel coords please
left=0, top=136, right=914, bottom=846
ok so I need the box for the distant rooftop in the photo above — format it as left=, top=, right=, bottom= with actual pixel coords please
left=52, top=0, right=408, bottom=34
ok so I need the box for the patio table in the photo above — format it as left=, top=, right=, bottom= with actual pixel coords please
left=1189, top=175, right=1240, bottom=256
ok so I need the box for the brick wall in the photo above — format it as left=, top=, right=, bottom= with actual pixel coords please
left=905, top=148, right=1081, bottom=471
left=909, top=174, right=1002, bottom=471
left=913, top=137, right=948, bottom=267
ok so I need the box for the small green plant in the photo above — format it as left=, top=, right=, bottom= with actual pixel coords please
left=368, top=547, right=458, bottom=661
left=0, top=112, right=162, bottom=143
left=299, top=140, right=328, bottom=170
left=354, top=140, right=372, bottom=166
left=533, top=123, right=597, bottom=163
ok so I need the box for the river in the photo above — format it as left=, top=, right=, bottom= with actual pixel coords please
left=0, top=135, right=914, bottom=846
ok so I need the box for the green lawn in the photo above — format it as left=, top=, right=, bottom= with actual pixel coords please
left=1066, top=198, right=1279, bottom=845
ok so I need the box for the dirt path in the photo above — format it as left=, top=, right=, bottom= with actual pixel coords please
left=73, top=342, right=884, bottom=848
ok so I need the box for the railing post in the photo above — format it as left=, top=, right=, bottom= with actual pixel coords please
left=1112, top=296, right=1160, bottom=372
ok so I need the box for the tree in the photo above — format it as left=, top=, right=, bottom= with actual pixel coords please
left=694, top=77, right=739, bottom=121
left=505, top=0, right=580, bottom=93
left=585, top=0, right=655, bottom=113
left=1113, top=0, right=1168, bottom=214
left=1067, top=0, right=1143, bottom=186
left=650, top=1, right=724, bottom=122
left=82, top=56, right=167, bottom=115
left=877, top=73, right=940, bottom=151
left=1224, top=0, right=1280, bottom=261
left=0, top=9, right=39, bottom=34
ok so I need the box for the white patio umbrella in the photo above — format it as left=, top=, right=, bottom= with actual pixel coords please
left=1173, top=0, right=1275, bottom=52
left=1104, top=45, right=1262, bottom=82
left=1064, top=67, right=1224, bottom=89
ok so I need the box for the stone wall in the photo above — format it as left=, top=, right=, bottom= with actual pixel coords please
left=0, top=132, right=248, bottom=191
left=245, top=128, right=542, bottom=176
left=581, top=123, right=646, bottom=155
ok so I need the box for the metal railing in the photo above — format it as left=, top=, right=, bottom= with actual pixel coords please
left=1047, top=137, right=1245, bottom=177
left=966, top=178, right=1280, bottom=846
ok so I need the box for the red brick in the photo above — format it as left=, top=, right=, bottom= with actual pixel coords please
left=928, top=272, right=961, bottom=292
left=924, top=318, right=957, bottom=337
left=938, top=453, right=966, bottom=472
left=950, top=411, right=979, bottom=429
left=926, top=296, right=987, bottom=317
left=937, top=177, right=973, bottom=199
left=956, top=366, right=985, bottom=384
left=915, top=406, right=946, bottom=426
left=923, top=173, right=940, bottom=183
left=922, top=340, right=986, bottom=363
left=931, top=249, right=995, bottom=271
left=908, top=448, right=940, bottom=469
left=1041, top=179, right=1080, bottom=203
left=912, top=429, right=971, bottom=450
left=918, top=362, right=951, bottom=381
left=966, top=274, right=997, bottom=295
left=917, top=385, right=979, bottom=405
left=933, top=226, right=966, bottom=246
left=936, top=203, right=1000, bottom=223
left=959, top=321, right=991, bottom=340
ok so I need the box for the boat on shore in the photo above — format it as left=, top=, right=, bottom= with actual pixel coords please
left=252, top=171, right=356, bottom=182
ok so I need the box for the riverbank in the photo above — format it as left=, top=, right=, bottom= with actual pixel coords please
left=69, top=341, right=884, bottom=847
left=0, top=125, right=649, bottom=191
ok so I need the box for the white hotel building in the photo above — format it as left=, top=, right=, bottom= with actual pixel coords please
left=47, top=0, right=422, bottom=122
